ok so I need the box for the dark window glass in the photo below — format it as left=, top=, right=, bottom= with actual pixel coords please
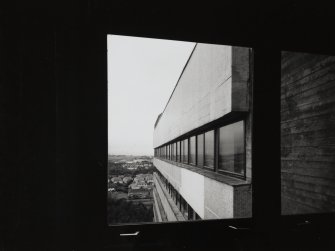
left=168, top=145, right=170, bottom=160
left=181, top=141, right=184, bottom=162
left=171, top=143, right=174, bottom=161
left=204, top=130, right=214, bottom=168
left=189, top=136, right=196, bottom=165
left=176, top=141, right=179, bottom=162
left=179, top=141, right=182, bottom=162
left=183, top=139, right=188, bottom=163
left=218, top=121, right=245, bottom=175
left=188, top=206, right=194, bottom=220
left=197, top=134, right=204, bottom=167
left=181, top=197, right=188, bottom=219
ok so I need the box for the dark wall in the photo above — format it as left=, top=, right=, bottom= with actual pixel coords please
left=0, top=11, right=57, bottom=250
left=1, top=2, right=335, bottom=251
left=1, top=4, right=107, bottom=250
left=281, top=52, right=335, bottom=214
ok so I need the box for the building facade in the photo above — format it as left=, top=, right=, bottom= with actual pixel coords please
left=152, top=43, right=253, bottom=221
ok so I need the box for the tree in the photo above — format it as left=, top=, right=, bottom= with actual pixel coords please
left=107, top=198, right=153, bottom=224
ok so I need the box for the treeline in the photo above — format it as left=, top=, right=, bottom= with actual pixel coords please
left=107, top=198, right=153, bottom=224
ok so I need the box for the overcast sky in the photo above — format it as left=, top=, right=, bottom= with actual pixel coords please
left=108, top=35, right=195, bottom=156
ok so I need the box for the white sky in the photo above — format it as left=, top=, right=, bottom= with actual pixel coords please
left=108, top=35, right=195, bottom=156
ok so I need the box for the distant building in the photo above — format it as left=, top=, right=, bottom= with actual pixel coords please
left=123, top=176, right=133, bottom=184
left=145, top=174, right=153, bottom=183
left=128, top=187, right=151, bottom=199
left=111, top=177, right=123, bottom=184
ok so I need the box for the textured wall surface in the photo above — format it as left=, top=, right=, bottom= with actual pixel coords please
left=281, top=52, right=335, bottom=214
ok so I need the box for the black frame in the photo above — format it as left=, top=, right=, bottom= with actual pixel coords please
left=4, top=3, right=335, bottom=250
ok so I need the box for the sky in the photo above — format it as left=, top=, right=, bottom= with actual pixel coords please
left=107, top=35, right=195, bottom=156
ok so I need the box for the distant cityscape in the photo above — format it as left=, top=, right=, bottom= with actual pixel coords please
left=107, top=155, right=156, bottom=224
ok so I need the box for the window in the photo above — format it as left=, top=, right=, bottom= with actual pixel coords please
left=176, top=141, right=179, bottom=162
left=204, top=130, right=214, bottom=169
left=179, top=141, right=182, bottom=162
left=189, top=136, right=196, bottom=165
left=171, top=143, right=175, bottom=161
left=188, top=206, right=194, bottom=220
left=197, top=134, right=204, bottom=168
left=218, top=121, right=245, bottom=176
left=181, top=196, right=188, bottom=219
left=182, top=139, right=188, bottom=164
left=168, top=144, right=170, bottom=160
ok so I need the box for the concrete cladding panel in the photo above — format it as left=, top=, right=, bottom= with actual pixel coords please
left=154, top=158, right=236, bottom=219
left=179, top=168, right=205, bottom=218
left=154, top=44, right=249, bottom=147
left=204, top=178, right=234, bottom=219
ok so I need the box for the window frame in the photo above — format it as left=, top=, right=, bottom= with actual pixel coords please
left=189, top=135, right=196, bottom=166
left=203, top=129, right=215, bottom=170
left=217, top=120, right=247, bottom=179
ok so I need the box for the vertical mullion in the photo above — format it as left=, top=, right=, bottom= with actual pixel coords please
left=215, top=128, right=219, bottom=172
left=187, top=138, right=189, bottom=164
left=203, top=134, right=205, bottom=169
left=195, top=135, right=198, bottom=166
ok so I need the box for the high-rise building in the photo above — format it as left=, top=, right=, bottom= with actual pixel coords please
left=152, top=43, right=252, bottom=221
